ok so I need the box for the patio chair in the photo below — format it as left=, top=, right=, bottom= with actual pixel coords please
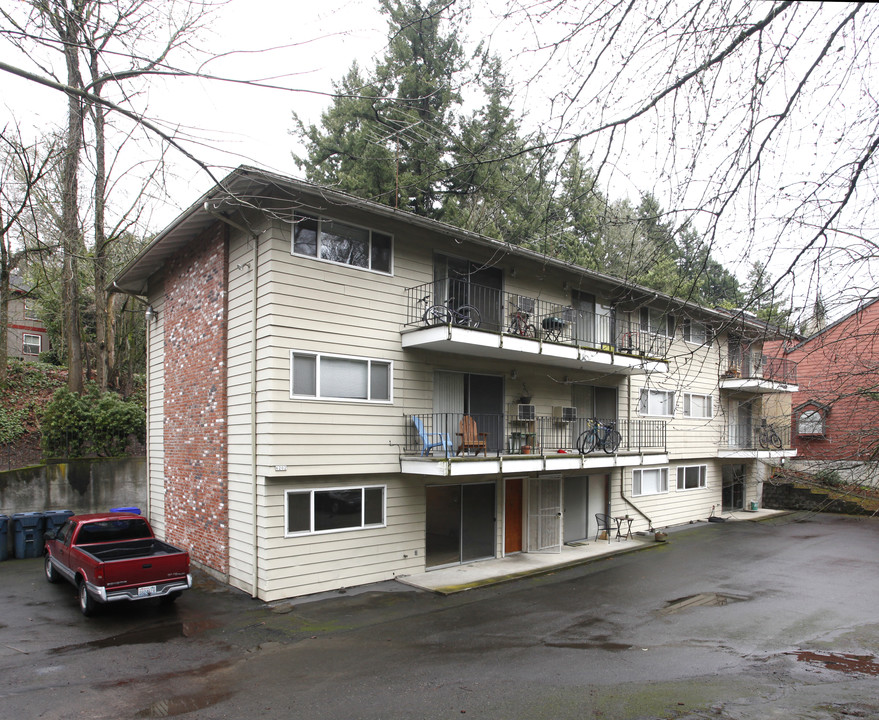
left=413, top=417, right=452, bottom=458
left=456, top=415, right=488, bottom=456
left=595, top=513, right=613, bottom=543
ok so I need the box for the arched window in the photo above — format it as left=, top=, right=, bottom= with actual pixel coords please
left=798, top=409, right=824, bottom=436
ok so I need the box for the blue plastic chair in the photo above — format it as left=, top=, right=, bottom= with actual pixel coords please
left=413, top=417, right=452, bottom=457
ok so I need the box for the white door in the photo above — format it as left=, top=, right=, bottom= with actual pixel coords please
left=528, top=477, right=561, bottom=553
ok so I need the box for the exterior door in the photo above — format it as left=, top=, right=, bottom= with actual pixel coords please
left=563, top=476, right=588, bottom=543
left=504, top=478, right=523, bottom=554
left=722, top=465, right=746, bottom=511
left=528, top=477, right=561, bottom=553
left=573, top=291, right=595, bottom=346
left=468, top=374, right=504, bottom=453
left=426, top=482, right=497, bottom=568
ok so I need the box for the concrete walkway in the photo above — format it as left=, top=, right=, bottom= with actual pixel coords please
left=399, top=508, right=786, bottom=594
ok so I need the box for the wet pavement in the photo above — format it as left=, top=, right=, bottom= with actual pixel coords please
left=2, top=512, right=879, bottom=719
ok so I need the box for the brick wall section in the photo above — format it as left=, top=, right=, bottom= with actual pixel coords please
left=163, top=221, right=229, bottom=575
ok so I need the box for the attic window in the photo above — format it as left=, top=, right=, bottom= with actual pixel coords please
left=292, top=212, right=392, bottom=274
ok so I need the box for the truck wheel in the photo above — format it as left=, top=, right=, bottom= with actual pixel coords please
left=45, top=555, right=60, bottom=584
left=160, top=591, right=181, bottom=607
left=78, top=580, right=96, bottom=617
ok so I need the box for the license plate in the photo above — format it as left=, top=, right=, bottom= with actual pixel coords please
left=138, top=585, right=157, bottom=597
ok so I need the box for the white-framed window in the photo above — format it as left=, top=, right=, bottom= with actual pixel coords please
left=633, top=467, right=668, bottom=497
left=639, top=389, right=675, bottom=416
left=798, top=409, right=824, bottom=436
left=683, top=393, right=713, bottom=418
left=682, top=318, right=710, bottom=344
left=22, top=333, right=41, bottom=355
left=23, top=299, right=39, bottom=321
left=291, top=351, right=392, bottom=402
left=640, top=307, right=675, bottom=337
left=292, top=212, right=393, bottom=274
left=676, top=465, right=707, bottom=490
left=285, top=486, right=386, bottom=536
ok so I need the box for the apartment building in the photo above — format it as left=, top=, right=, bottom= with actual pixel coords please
left=112, top=166, right=797, bottom=601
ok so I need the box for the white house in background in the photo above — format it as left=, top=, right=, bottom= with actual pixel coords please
left=111, top=166, right=797, bottom=601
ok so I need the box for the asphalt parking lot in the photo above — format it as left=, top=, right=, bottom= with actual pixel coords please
left=2, top=512, right=879, bottom=719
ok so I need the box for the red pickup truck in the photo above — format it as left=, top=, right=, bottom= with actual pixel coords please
left=44, top=512, right=191, bottom=616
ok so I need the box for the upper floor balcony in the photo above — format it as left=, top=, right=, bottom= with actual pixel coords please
left=402, top=412, right=668, bottom=477
left=719, top=351, right=798, bottom=394
left=717, top=420, right=797, bottom=460
left=403, top=279, right=670, bottom=375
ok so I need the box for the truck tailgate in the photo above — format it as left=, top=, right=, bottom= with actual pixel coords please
left=99, top=550, right=190, bottom=588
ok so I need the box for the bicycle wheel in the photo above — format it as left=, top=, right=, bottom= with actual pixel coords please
left=769, top=428, right=783, bottom=449
left=423, top=305, right=452, bottom=326
left=602, top=429, right=622, bottom=454
left=757, top=431, right=769, bottom=449
left=524, top=323, right=537, bottom=338
left=577, top=430, right=596, bottom=454
left=455, top=305, right=480, bottom=328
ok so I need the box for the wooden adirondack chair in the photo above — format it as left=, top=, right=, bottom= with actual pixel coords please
left=457, top=415, right=488, bottom=456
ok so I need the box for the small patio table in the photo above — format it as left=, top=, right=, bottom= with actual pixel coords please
left=614, top=516, right=634, bottom=541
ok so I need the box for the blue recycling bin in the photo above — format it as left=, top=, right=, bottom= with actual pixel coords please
left=12, top=512, right=45, bottom=559
left=43, top=510, right=74, bottom=535
left=110, top=506, right=141, bottom=515
left=0, top=515, right=9, bottom=562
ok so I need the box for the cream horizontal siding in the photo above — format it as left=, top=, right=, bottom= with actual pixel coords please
left=146, top=289, right=166, bottom=537
left=257, top=475, right=425, bottom=601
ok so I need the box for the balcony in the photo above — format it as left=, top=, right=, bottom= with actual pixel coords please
left=403, top=412, right=668, bottom=477
left=718, top=421, right=797, bottom=460
left=403, top=280, right=670, bottom=375
left=720, top=352, right=798, bottom=394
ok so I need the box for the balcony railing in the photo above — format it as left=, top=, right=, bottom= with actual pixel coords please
left=722, top=351, right=798, bottom=384
left=406, top=413, right=667, bottom=457
left=406, top=279, right=671, bottom=359
left=725, top=421, right=792, bottom=450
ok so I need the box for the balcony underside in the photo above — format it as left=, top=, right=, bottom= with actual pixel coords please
left=716, top=448, right=797, bottom=460
left=401, top=449, right=669, bottom=477
left=719, top=378, right=799, bottom=394
left=402, top=325, right=667, bottom=374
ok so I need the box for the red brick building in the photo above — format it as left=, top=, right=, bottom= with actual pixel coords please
left=781, top=297, right=879, bottom=469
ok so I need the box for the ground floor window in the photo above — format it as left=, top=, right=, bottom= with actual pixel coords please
left=22, top=333, right=41, bottom=355
left=633, top=467, right=668, bottom=496
left=285, top=486, right=386, bottom=536
left=676, top=464, right=707, bottom=490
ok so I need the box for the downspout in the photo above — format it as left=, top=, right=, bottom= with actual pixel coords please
left=204, top=204, right=261, bottom=599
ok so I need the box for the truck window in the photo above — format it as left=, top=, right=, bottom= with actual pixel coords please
left=75, top=518, right=152, bottom=544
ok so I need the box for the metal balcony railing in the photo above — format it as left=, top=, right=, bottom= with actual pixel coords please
left=722, top=351, right=798, bottom=384
left=725, top=421, right=791, bottom=450
left=405, top=412, right=667, bottom=458
left=405, top=280, right=671, bottom=360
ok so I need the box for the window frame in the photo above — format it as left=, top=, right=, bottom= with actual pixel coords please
left=683, top=392, right=713, bottom=418
left=640, top=307, right=676, bottom=338
left=632, top=467, right=669, bottom=497
left=682, top=318, right=710, bottom=345
left=284, top=485, right=387, bottom=537
left=291, top=212, right=393, bottom=275
left=639, top=388, right=676, bottom=417
left=22, top=333, right=41, bottom=356
left=23, top=299, right=39, bottom=321
left=290, top=350, right=393, bottom=403
left=676, top=465, right=707, bottom=491
left=797, top=409, right=825, bottom=436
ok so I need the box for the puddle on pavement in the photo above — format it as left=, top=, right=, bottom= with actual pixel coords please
left=659, top=592, right=745, bottom=615
left=790, top=650, right=879, bottom=676
left=51, top=619, right=219, bottom=655
left=134, top=690, right=234, bottom=717
left=546, top=639, right=632, bottom=651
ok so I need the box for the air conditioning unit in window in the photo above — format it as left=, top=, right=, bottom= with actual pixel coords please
left=517, top=404, right=536, bottom=421
left=552, top=406, right=577, bottom=422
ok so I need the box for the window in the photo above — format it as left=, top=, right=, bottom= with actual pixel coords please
left=292, top=212, right=392, bottom=274
left=291, top=351, right=392, bottom=402
left=683, top=393, right=713, bottom=418
left=677, top=465, right=707, bottom=490
left=24, top=299, right=39, bottom=321
left=682, top=318, right=710, bottom=344
left=22, top=333, right=41, bottom=355
left=285, top=486, right=386, bottom=535
left=640, top=307, right=675, bottom=337
left=798, top=409, right=824, bottom=436
left=639, top=389, right=675, bottom=416
left=633, top=468, right=668, bottom=496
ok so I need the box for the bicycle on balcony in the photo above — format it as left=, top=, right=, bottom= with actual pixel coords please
left=576, top=419, right=622, bottom=454
left=420, top=295, right=481, bottom=328
left=757, top=420, right=783, bottom=449
left=508, top=304, right=536, bottom=337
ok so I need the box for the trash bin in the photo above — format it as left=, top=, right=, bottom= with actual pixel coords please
left=0, top=515, right=9, bottom=562
left=12, top=512, right=45, bottom=559
left=110, top=507, right=141, bottom=515
left=43, top=510, right=74, bottom=535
